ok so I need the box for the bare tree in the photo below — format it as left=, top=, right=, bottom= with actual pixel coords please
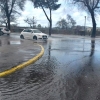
left=71, top=18, right=76, bottom=28
left=30, top=0, right=61, bottom=36
left=67, top=14, right=76, bottom=28
left=0, top=14, right=7, bottom=27
left=56, top=15, right=76, bottom=29
left=0, top=0, right=26, bottom=30
left=0, top=13, right=17, bottom=27
left=24, top=17, right=37, bottom=28
left=68, top=0, right=100, bottom=38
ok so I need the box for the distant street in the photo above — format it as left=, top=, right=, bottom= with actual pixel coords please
left=0, top=33, right=100, bottom=100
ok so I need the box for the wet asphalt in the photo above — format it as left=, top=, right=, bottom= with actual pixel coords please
left=0, top=34, right=41, bottom=72
left=0, top=33, right=100, bottom=100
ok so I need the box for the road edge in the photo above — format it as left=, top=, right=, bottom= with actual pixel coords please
left=0, top=44, right=44, bottom=78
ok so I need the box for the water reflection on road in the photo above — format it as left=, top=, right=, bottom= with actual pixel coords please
left=0, top=35, right=21, bottom=46
left=0, top=34, right=100, bottom=100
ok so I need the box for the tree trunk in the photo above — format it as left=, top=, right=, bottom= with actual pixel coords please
left=91, top=11, right=96, bottom=38
left=7, top=16, right=10, bottom=30
left=90, top=39, right=95, bottom=56
left=49, top=20, right=52, bottom=36
left=6, top=22, right=8, bottom=28
left=49, top=9, right=52, bottom=36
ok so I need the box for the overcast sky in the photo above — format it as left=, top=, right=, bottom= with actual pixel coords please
left=17, top=0, right=100, bottom=27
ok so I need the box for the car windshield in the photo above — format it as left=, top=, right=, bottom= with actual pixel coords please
left=33, top=30, right=42, bottom=33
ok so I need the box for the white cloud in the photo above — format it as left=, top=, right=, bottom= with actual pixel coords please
left=17, top=0, right=98, bottom=27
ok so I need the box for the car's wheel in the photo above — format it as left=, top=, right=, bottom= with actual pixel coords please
left=20, top=35, right=24, bottom=39
left=33, top=36, right=37, bottom=40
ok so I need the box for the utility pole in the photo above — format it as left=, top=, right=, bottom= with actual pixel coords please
left=83, top=16, right=86, bottom=51
left=84, top=16, right=86, bottom=36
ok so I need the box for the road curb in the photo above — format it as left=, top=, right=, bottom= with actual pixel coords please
left=0, top=44, right=44, bottom=78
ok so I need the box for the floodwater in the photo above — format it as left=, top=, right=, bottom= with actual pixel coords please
left=0, top=34, right=100, bottom=100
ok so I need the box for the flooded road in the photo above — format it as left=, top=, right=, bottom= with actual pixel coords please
left=0, top=34, right=100, bottom=100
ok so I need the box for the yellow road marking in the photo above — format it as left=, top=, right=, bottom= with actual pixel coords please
left=0, top=44, right=44, bottom=78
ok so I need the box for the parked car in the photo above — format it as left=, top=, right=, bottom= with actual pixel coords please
left=0, top=27, right=10, bottom=36
left=20, top=29, right=48, bottom=40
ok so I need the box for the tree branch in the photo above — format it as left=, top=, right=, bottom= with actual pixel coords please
left=9, top=0, right=16, bottom=15
left=46, top=0, right=51, bottom=10
left=93, top=0, right=99, bottom=9
left=41, top=4, right=50, bottom=22
left=75, top=0, right=87, bottom=6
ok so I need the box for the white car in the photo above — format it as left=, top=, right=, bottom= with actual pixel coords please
left=20, top=29, right=48, bottom=40
left=0, top=27, right=10, bottom=36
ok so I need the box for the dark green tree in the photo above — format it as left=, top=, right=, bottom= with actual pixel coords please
left=0, top=0, right=26, bottom=30
left=30, top=0, right=61, bottom=36
left=37, top=24, right=42, bottom=28
left=56, top=18, right=68, bottom=29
